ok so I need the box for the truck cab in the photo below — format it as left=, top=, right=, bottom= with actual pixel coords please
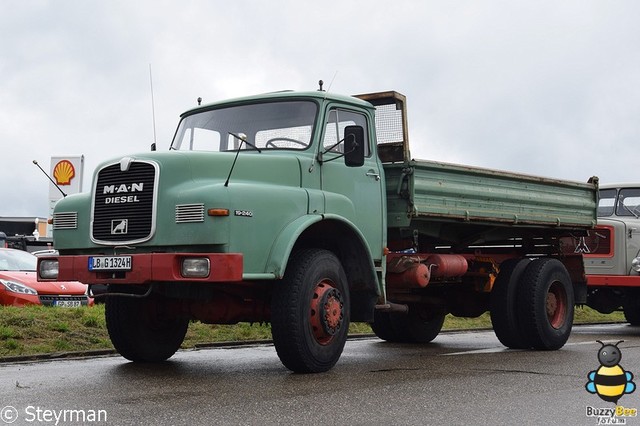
left=572, top=184, right=640, bottom=321
left=39, top=89, right=388, bottom=372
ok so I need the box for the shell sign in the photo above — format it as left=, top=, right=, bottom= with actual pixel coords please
left=53, top=160, right=76, bottom=185
left=47, top=155, right=84, bottom=237
left=49, top=156, right=84, bottom=202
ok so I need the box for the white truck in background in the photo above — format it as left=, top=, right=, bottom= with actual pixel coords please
left=562, top=184, right=640, bottom=323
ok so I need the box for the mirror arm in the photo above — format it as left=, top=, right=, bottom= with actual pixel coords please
left=318, top=144, right=357, bottom=165
left=320, top=137, right=346, bottom=156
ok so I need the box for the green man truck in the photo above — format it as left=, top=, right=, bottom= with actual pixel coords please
left=37, top=88, right=598, bottom=373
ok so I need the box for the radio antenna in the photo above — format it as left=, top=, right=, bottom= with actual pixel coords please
left=321, top=71, right=338, bottom=102
left=32, top=160, right=66, bottom=198
left=149, top=64, right=158, bottom=146
left=326, top=70, right=338, bottom=92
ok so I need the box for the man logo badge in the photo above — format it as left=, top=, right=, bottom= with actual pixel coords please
left=111, top=219, right=128, bottom=235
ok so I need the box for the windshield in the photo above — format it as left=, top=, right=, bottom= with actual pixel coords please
left=597, top=188, right=640, bottom=218
left=171, top=100, right=317, bottom=152
left=0, top=249, right=37, bottom=272
left=617, top=188, right=640, bottom=217
left=597, top=188, right=616, bottom=217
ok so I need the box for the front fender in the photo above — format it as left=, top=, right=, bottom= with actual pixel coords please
left=266, top=215, right=323, bottom=278
left=266, top=213, right=377, bottom=283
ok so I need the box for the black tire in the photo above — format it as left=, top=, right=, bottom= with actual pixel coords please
left=370, top=310, right=403, bottom=342
left=516, top=258, right=574, bottom=350
left=490, top=258, right=531, bottom=349
left=271, top=249, right=350, bottom=373
left=391, top=309, right=445, bottom=343
left=105, top=292, right=189, bottom=362
left=623, top=301, right=640, bottom=325
left=371, top=307, right=443, bottom=343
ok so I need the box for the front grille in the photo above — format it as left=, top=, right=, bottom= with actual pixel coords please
left=91, top=160, right=157, bottom=244
left=584, top=227, right=613, bottom=256
left=561, top=227, right=612, bottom=256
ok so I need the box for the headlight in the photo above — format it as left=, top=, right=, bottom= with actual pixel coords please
left=181, top=258, right=210, bottom=278
left=0, top=279, right=38, bottom=295
left=39, top=259, right=59, bottom=279
left=632, top=257, right=640, bottom=273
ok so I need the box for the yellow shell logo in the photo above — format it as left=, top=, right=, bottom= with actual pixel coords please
left=53, top=160, right=75, bottom=185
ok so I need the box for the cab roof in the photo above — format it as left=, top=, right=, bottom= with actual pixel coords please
left=180, top=90, right=374, bottom=117
left=599, top=183, right=640, bottom=190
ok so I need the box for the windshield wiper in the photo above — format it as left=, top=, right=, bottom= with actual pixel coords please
left=621, top=203, right=640, bottom=219
left=228, top=132, right=262, bottom=153
left=224, top=132, right=262, bottom=187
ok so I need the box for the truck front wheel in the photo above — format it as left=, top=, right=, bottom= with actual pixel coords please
left=105, top=290, right=189, bottom=362
left=516, top=258, right=574, bottom=350
left=623, top=300, right=640, bottom=325
left=271, top=249, right=350, bottom=373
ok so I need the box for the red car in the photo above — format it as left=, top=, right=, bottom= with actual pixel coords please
left=0, top=248, right=91, bottom=307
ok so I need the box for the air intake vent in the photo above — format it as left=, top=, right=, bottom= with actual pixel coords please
left=91, top=160, right=157, bottom=244
left=53, top=212, right=78, bottom=230
left=176, top=204, right=205, bottom=223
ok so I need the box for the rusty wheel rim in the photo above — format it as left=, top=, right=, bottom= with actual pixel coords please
left=309, top=280, right=345, bottom=345
left=547, top=281, right=567, bottom=329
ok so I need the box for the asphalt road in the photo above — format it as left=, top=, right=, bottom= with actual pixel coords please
left=1, top=324, right=640, bottom=425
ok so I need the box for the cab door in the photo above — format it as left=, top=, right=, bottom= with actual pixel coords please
left=319, top=107, right=385, bottom=260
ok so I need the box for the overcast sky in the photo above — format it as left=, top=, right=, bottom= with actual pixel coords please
left=2, top=1, right=639, bottom=218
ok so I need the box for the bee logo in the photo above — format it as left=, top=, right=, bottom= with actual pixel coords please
left=585, top=340, right=635, bottom=403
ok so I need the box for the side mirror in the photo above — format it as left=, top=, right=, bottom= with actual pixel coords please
left=344, top=125, right=365, bottom=167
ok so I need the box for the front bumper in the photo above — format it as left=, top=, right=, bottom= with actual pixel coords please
left=587, top=275, right=640, bottom=287
left=38, top=253, right=243, bottom=285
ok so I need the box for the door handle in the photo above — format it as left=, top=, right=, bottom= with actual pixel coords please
left=366, top=170, right=380, bottom=181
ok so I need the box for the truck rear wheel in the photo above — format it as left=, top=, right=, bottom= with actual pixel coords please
left=370, top=310, right=402, bottom=342
left=490, top=258, right=531, bottom=349
left=371, top=308, right=444, bottom=343
left=105, top=290, right=189, bottom=362
left=516, top=258, right=574, bottom=350
left=393, top=308, right=445, bottom=343
left=271, top=249, right=350, bottom=373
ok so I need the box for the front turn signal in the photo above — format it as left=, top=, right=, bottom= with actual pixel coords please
left=208, top=208, right=229, bottom=217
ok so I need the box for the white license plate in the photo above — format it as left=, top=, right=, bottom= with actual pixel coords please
left=55, top=300, right=82, bottom=308
left=88, top=256, right=132, bottom=271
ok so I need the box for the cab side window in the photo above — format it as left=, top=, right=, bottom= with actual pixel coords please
left=322, top=109, right=370, bottom=156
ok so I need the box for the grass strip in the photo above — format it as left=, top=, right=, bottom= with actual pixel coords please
left=0, top=304, right=625, bottom=359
